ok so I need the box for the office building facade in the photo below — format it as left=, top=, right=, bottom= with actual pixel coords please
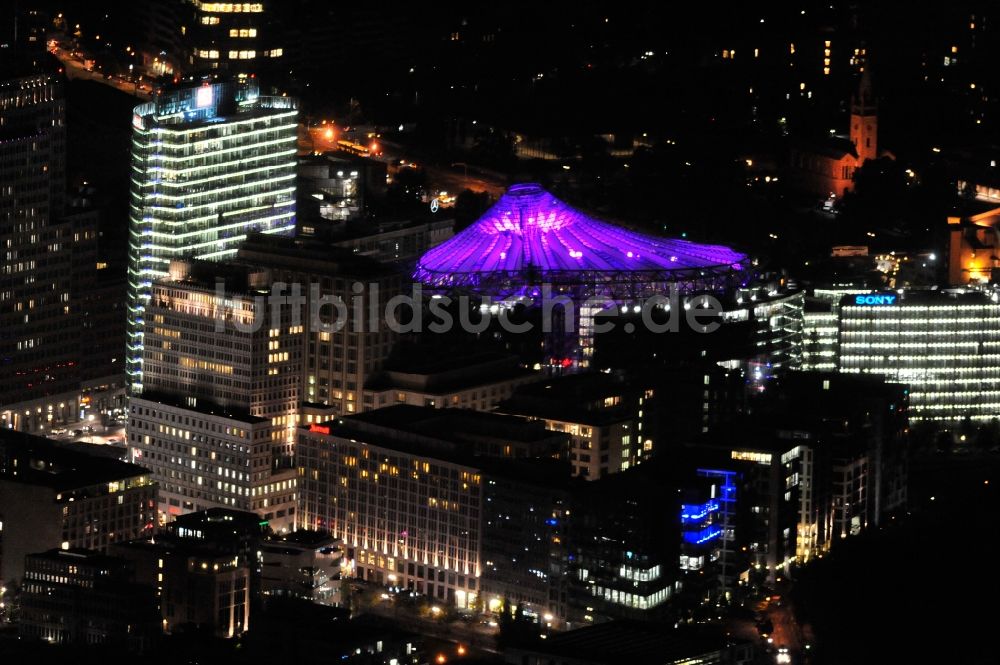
left=838, top=290, right=1000, bottom=421
left=126, top=80, right=297, bottom=390
left=260, top=531, right=343, bottom=605
left=1, top=64, right=126, bottom=433
left=128, top=260, right=299, bottom=528
left=569, top=462, right=682, bottom=620
left=113, top=538, right=251, bottom=638
left=682, top=372, right=908, bottom=584
left=236, top=234, right=401, bottom=415
left=0, top=429, right=157, bottom=586
left=297, top=407, right=568, bottom=609
left=0, top=69, right=75, bottom=411
left=299, top=422, right=484, bottom=609
left=498, top=373, right=656, bottom=480
left=20, top=548, right=159, bottom=648
left=185, top=1, right=284, bottom=75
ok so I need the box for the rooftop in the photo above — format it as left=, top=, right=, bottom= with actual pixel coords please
left=237, top=232, right=398, bottom=279
left=344, top=404, right=562, bottom=444
left=134, top=79, right=295, bottom=128
left=367, top=347, right=537, bottom=393
left=26, top=547, right=125, bottom=569
left=262, top=530, right=340, bottom=553
left=304, top=405, right=569, bottom=466
left=414, top=184, right=747, bottom=295
left=0, top=428, right=150, bottom=490
left=135, top=390, right=269, bottom=425
left=497, top=372, right=646, bottom=426
left=840, top=287, right=1000, bottom=307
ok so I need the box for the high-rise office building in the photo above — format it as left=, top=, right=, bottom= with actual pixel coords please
left=297, top=406, right=568, bottom=610
left=236, top=234, right=401, bottom=415
left=126, top=79, right=297, bottom=391
left=112, top=536, right=252, bottom=638
left=128, top=259, right=299, bottom=529
left=2, top=61, right=128, bottom=432
left=569, top=461, right=682, bottom=620
left=184, top=1, right=284, bottom=75
left=838, top=289, right=1000, bottom=421
left=680, top=371, right=908, bottom=584
left=0, top=67, right=73, bottom=410
left=801, top=289, right=867, bottom=372
left=497, top=372, right=656, bottom=481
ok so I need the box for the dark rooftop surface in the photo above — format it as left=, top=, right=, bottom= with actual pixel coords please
left=339, top=404, right=561, bottom=444
left=0, top=428, right=150, bottom=490
left=262, top=530, right=339, bottom=554
left=136, top=390, right=269, bottom=425
left=696, top=371, right=906, bottom=453
left=794, top=133, right=858, bottom=160
left=367, top=349, right=537, bottom=393
left=303, top=405, right=571, bottom=478
left=497, top=371, right=645, bottom=426
left=27, top=547, right=125, bottom=568
left=171, top=507, right=265, bottom=530
left=237, top=232, right=398, bottom=278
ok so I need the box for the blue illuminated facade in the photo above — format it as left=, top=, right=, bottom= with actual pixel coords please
left=679, top=469, right=739, bottom=600
left=680, top=500, right=721, bottom=525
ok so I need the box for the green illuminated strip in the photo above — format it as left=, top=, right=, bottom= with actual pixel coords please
left=130, top=162, right=294, bottom=190
left=146, top=186, right=295, bottom=211
left=144, top=173, right=296, bottom=200
left=139, top=213, right=295, bottom=244
left=147, top=110, right=297, bottom=134
left=143, top=212, right=295, bottom=238
left=132, top=148, right=297, bottom=176
left=152, top=122, right=298, bottom=149
left=145, top=136, right=296, bottom=162
left=131, top=201, right=295, bottom=229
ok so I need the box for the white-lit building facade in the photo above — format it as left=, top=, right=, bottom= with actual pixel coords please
left=298, top=420, right=484, bottom=608
left=126, top=79, right=297, bottom=390
left=128, top=259, right=300, bottom=529
left=838, top=289, right=1000, bottom=421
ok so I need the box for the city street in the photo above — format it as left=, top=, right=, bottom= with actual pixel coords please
left=49, top=42, right=151, bottom=100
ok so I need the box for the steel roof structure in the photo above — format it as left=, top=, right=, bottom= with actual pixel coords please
left=414, top=184, right=750, bottom=300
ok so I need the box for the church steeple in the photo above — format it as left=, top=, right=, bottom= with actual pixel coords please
left=850, top=66, right=878, bottom=164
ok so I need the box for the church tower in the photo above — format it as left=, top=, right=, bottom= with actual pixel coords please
left=850, top=66, right=877, bottom=165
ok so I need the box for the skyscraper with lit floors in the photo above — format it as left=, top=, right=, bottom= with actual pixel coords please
left=128, top=259, right=299, bottom=530
left=126, top=79, right=297, bottom=392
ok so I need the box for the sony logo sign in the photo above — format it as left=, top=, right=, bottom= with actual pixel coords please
left=854, top=294, right=897, bottom=305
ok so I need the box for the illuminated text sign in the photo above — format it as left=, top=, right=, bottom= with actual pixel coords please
left=854, top=294, right=897, bottom=306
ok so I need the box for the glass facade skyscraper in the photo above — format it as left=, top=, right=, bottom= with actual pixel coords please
left=839, top=290, right=1000, bottom=422
left=126, top=79, right=297, bottom=391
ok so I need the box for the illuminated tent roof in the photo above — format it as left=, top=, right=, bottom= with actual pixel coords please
left=415, top=184, right=749, bottom=298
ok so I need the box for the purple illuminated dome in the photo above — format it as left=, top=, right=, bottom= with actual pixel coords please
left=415, top=184, right=749, bottom=298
